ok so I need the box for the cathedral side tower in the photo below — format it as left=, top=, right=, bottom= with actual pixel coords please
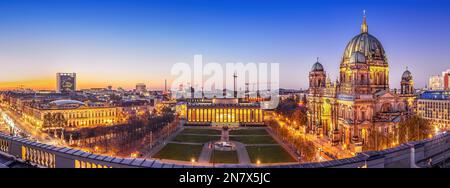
left=400, top=68, right=415, bottom=113
left=307, top=59, right=327, bottom=133
left=400, top=68, right=414, bottom=95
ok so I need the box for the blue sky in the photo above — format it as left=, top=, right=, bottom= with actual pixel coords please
left=1, top=0, right=450, bottom=90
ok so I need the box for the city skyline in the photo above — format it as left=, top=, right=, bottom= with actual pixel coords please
left=0, top=0, right=449, bottom=171
left=1, top=0, right=450, bottom=90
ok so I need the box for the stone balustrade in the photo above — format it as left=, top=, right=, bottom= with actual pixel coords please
left=0, top=132, right=448, bottom=168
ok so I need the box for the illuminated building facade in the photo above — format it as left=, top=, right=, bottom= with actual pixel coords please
left=427, top=70, right=450, bottom=91
left=307, top=14, right=415, bottom=152
left=185, top=98, right=264, bottom=126
left=56, top=73, right=76, bottom=93
left=417, top=91, right=450, bottom=130
left=428, top=75, right=443, bottom=91
left=24, top=100, right=122, bottom=129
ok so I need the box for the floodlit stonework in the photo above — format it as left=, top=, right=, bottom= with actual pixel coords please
left=307, top=14, right=415, bottom=152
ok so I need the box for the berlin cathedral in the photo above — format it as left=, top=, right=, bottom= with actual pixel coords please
left=306, top=14, right=415, bottom=152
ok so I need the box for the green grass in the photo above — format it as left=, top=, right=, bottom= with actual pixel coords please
left=172, top=134, right=221, bottom=143
left=180, top=128, right=221, bottom=135
left=229, top=135, right=276, bottom=144
left=246, top=146, right=296, bottom=164
left=211, top=150, right=239, bottom=164
left=153, top=143, right=203, bottom=161
left=229, top=128, right=269, bottom=135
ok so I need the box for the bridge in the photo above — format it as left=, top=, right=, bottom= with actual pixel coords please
left=0, top=131, right=448, bottom=168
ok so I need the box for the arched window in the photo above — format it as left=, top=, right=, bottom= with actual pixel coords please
left=381, top=103, right=391, bottom=113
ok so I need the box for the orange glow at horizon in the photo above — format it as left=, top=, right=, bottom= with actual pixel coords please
left=0, top=77, right=170, bottom=91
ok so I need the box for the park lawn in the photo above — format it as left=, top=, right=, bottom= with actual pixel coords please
left=229, top=135, right=276, bottom=144
left=211, top=150, right=239, bottom=164
left=180, top=128, right=221, bottom=135
left=172, top=134, right=221, bottom=143
left=246, top=146, right=296, bottom=164
left=229, top=128, right=269, bottom=136
left=153, top=143, right=203, bottom=161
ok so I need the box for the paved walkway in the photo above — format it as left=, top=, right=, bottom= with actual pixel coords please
left=266, top=127, right=301, bottom=160
left=231, top=141, right=251, bottom=164
left=167, top=141, right=204, bottom=145
left=244, top=144, right=280, bottom=146
left=198, top=142, right=213, bottom=163
left=144, top=127, right=184, bottom=157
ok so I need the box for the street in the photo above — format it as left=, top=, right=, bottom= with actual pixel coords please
left=0, top=106, right=64, bottom=146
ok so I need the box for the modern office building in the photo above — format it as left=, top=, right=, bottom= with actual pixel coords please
left=56, top=73, right=77, bottom=93
left=427, top=69, right=450, bottom=91
left=443, top=69, right=450, bottom=91
left=428, top=75, right=443, bottom=91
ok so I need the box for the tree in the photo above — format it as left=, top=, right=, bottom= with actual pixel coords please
left=291, top=109, right=307, bottom=127
left=398, top=115, right=432, bottom=143
left=43, top=113, right=53, bottom=129
left=365, top=129, right=389, bottom=151
left=275, top=98, right=298, bottom=117
left=52, top=113, right=67, bottom=128
left=296, top=138, right=316, bottom=162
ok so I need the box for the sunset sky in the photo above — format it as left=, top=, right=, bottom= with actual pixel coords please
left=1, top=0, right=450, bottom=90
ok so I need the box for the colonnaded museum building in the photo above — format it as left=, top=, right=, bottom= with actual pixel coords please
left=307, top=14, right=416, bottom=152
left=181, top=98, right=264, bottom=127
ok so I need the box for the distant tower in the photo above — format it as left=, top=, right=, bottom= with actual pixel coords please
left=164, top=79, right=167, bottom=94
left=245, top=82, right=250, bottom=99
left=233, top=72, right=238, bottom=98
left=201, top=87, right=205, bottom=99
left=190, top=86, right=195, bottom=99
left=56, top=73, right=76, bottom=93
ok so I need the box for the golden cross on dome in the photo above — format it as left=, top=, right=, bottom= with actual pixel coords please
left=361, top=10, right=368, bottom=33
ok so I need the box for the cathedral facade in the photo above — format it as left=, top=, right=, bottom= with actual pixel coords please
left=306, top=14, right=415, bottom=152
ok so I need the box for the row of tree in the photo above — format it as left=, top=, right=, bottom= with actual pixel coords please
left=63, top=111, right=176, bottom=156
left=267, top=119, right=316, bottom=162
left=364, top=115, right=432, bottom=151
left=275, top=97, right=308, bottom=127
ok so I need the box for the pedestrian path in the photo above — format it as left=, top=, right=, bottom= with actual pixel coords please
left=144, top=127, right=184, bottom=157
left=231, top=141, right=251, bottom=164
left=198, top=142, right=213, bottom=163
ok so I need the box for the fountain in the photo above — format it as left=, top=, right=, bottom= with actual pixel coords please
left=214, top=126, right=236, bottom=151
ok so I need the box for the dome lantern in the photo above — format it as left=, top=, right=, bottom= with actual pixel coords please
left=361, top=10, right=368, bottom=33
